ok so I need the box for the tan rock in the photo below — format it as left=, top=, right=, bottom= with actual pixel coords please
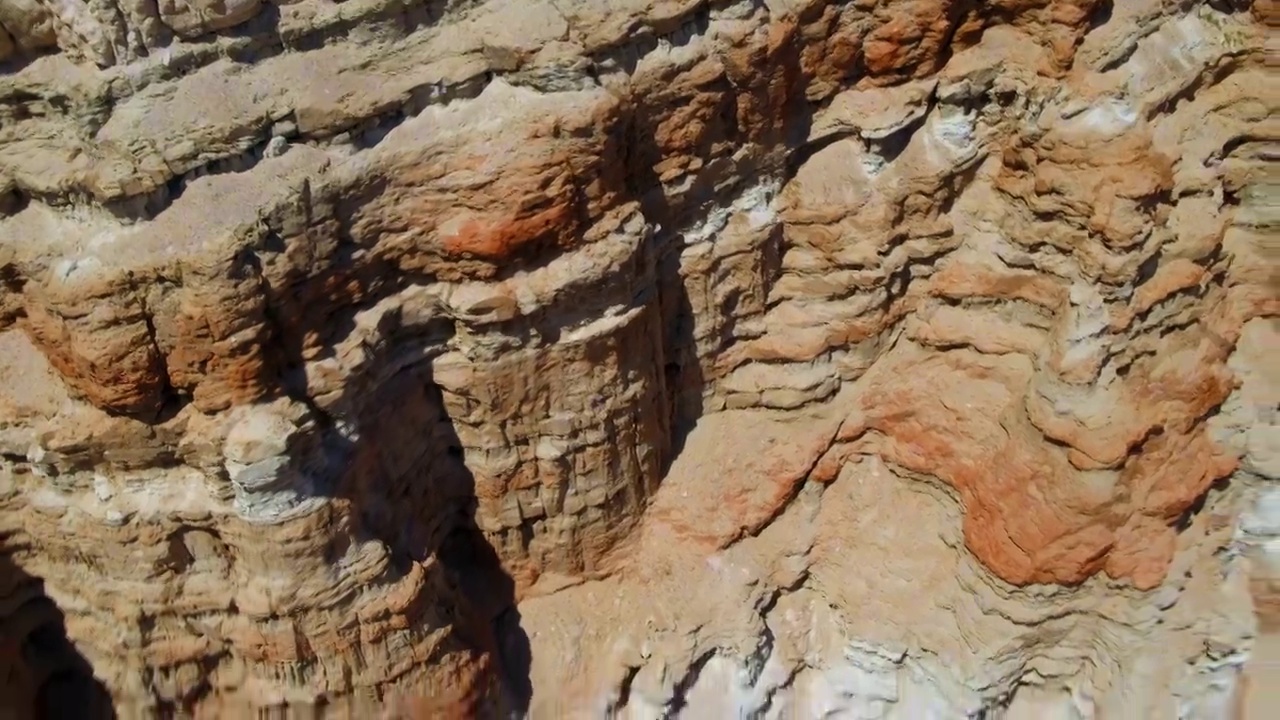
left=157, top=0, right=262, bottom=38
left=0, top=0, right=57, bottom=54
left=0, top=0, right=1270, bottom=717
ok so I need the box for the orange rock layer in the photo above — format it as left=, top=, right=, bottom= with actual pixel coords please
left=0, top=0, right=1272, bottom=716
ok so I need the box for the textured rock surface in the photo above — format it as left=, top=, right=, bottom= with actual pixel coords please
left=0, top=0, right=1273, bottom=717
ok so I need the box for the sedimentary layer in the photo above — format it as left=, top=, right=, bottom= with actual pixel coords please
left=0, top=0, right=1274, bottom=717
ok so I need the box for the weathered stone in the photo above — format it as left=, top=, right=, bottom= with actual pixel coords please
left=0, top=0, right=1271, bottom=717
left=157, top=0, right=262, bottom=38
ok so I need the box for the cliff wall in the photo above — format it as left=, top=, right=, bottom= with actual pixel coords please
left=0, top=0, right=1274, bottom=716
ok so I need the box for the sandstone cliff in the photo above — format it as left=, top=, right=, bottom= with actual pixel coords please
left=0, top=0, right=1274, bottom=717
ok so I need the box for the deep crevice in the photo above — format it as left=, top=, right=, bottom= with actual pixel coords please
left=664, top=649, right=717, bottom=715
left=0, top=560, right=116, bottom=719
left=1174, top=476, right=1232, bottom=533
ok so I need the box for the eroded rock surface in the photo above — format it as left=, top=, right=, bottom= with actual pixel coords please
left=0, top=0, right=1273, bottom=717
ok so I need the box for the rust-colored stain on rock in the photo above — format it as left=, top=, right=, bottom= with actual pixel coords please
left=0, top=0, right=1270, bottom=717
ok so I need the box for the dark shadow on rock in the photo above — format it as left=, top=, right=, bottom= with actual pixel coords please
left=241, top=252, right=533, bottom=715
left=438, top=523, right=532, bottom=716
left=620, top=26, right=813, bottom=464
left=621, top=111, right=708, bottom=466
left=0, top=553, right=115, bottom=720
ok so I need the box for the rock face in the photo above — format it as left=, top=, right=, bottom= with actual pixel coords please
left=0, top=0, right=1273, bottom=717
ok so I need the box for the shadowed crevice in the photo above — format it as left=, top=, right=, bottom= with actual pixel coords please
left=0, top=553, right=116, bottom=719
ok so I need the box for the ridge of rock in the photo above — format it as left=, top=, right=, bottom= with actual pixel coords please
left=0, top=0, right=1274, bottom=716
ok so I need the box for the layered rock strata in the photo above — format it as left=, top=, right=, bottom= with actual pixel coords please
left=0, top=0, right=1273, bottom=717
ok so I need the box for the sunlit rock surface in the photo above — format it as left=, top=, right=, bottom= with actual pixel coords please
left=0, top=0, right=1273, bottom=716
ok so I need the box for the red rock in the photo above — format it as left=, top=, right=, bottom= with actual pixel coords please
left=0, top=1, right=1268, bottom=717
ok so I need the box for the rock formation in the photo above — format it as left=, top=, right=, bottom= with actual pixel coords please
left=0, top=0, right=1273, bottom=717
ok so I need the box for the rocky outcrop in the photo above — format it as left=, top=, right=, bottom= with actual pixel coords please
left=0, top=0, right=1273, bottom=717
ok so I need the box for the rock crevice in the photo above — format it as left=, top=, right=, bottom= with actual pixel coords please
left=0, top=0, right=1273, bottom=716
